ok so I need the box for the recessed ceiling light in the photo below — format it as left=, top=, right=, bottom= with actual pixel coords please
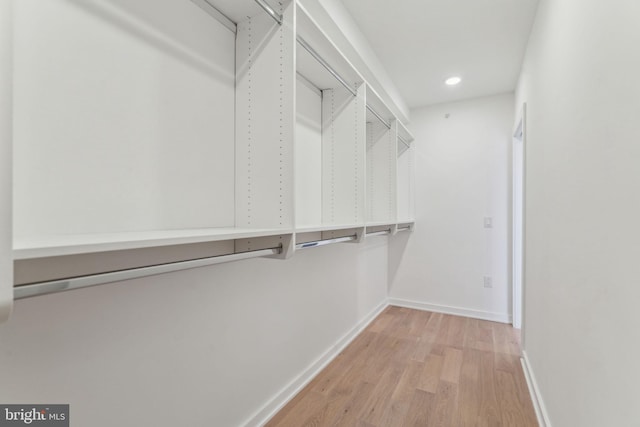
left=445, top=76, right=462, bottom=86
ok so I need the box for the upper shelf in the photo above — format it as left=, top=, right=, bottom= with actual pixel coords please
left=295, top=223, right=364, bottom=234
left=397, top=121, right=415, bottom=144
left=397, top=122, right=412, bottom=155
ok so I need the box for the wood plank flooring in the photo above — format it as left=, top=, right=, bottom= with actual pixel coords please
left=266, top=306, right=537, bottom=427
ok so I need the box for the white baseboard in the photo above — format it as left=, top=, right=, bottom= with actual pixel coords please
left=244, top=300, right=389, bottom=427
left=388, top=298, right=512, bottom=324
left=521, top=350, right=552, bottom=427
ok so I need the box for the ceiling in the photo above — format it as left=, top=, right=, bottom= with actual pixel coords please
left=340, top=0, right=539, bottom=109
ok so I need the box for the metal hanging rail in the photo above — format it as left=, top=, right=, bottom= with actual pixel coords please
left=366, top=229, right=391, bottom=237
left=397, top=226, right=412, bottom=232
left=254, top=0, right=283, bottom=25
left=14, top=247, right=282, bottom=300
left=367, top=105, right=391, bottom=130
left=295, top=235, right=357, bottom=250
left=296, top=36, right=357, bottom=98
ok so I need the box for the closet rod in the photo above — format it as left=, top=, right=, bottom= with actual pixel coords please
left=297, top=36, right=358, bottom=98
left=254, top=0, right=283, bottom=25
left=14, top=247, right=281, bottom=300
left=256, top=0, right=357, bottom=99
left=397, top=226, right=412, bottom=232
left=366, top=229, right=391, bottom=237
left=295, top=235, right=356, bottom=250
left=367, top=105, right=391, bottom=130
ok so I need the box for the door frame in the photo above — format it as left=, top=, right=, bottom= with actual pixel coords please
left=512, top=103, right=526, bottom=333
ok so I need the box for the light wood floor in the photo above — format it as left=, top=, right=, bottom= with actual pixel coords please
left=267, top=306, right=538, bottom=427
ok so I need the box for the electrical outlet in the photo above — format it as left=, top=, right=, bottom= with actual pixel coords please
left=483, top=276, right=492, bottom=288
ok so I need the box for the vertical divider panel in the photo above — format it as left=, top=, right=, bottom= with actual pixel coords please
left=321, top=83, right=365, bottom=226
left=236, top=0, right=295, bottom=232
left=295, top=75, right=322, bottom=228
left=0, top=0, right=12, bottom=321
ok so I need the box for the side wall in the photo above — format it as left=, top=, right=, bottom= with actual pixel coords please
left=515, top=0, right=640, bottom=425
left=0, top=0, right=12, bottom=322
left=0, top=240, right=388, bottom=427
left=389, top=93, right=514, bottom=323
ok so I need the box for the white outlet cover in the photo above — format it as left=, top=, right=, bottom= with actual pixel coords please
left=483, top=276, right=492, bottom=288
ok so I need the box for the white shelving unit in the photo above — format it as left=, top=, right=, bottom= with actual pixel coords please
left=365, top=86, right=397, bottom=234
left=0, top=0, right=416, bottom=311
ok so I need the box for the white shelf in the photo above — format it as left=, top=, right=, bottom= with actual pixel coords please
left=14, top=227, right=292, bottom=260
left=1, top=0, right=417, bottom=313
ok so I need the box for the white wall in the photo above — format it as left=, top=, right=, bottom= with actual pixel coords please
left=0, top=239, right=388, bottom=427
left=515, top=0, right=640, bottom=426
left=389, top=94, right=514, bottom=322
left=13, top=0, right=236, bottom=237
